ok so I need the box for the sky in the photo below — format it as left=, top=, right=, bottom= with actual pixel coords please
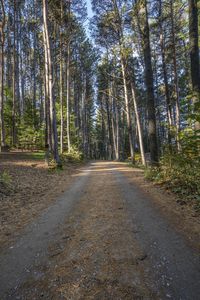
left=85, top=0, right=94, bottom=37
left=86, top=0, right=93, bottom=18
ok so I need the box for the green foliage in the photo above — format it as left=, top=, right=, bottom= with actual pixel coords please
left=4, top=87, right=14, bottom=145
left=18, top=124, right=45, bottom=150
left=179, top=128, right=200, bottom=158
left=61, top=146, right=84, bottom=163
left=0, top=171, right=12, bottom=186
left=25, top=151, right=45, bottom=160
left=145, top=148, right=200, bottom=210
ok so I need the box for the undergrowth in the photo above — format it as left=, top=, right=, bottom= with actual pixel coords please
left=0, top=171, right=12, bottom=185
left=0, top=171, right=12, bottom=196
left=46, top=147, right=84, bottom=170
left=61, top=147, right=84, bottom=163
left=145, top=152, right=200, bottom=211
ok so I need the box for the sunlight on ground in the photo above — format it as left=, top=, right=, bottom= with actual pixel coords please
left=72, top=162, right=143, bottom=177
left=0, top=160, right=46, bottom=169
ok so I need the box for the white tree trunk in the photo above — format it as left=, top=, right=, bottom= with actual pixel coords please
left=42, top=0, right=61, bottom=165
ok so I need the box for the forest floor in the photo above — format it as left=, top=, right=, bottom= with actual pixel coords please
left=0, top=151, right=83, bottom=251
left=0, top=157, right=200, bottom=299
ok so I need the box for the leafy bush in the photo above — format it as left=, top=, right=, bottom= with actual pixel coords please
left=61, top=146, right=84, bottom=163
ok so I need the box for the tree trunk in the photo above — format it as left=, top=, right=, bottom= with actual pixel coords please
left=120, top=57, right=135, bottom=162
left=60, top=45, right=64, bottom=154
left=141, top=0, right=158, bottom=163
left=189, top=0, right=200, bottom=130
left=43, top=24, right=52, bottom=151
left=12, top=1, right=17, bottom=146
left=32, top=31, right=37, bottom=129
left=66, top=42, right=71, bottom=152
left=107, top=84, right=113, bottom=160
left=60, top=0, right=64, bottom=154
left=130, top=81, right=146, bottom=166
left=158, top=0, right=173, bottom=145
left=0, top=0, right=5, bottom=149
left=170, top=0, right=181, bottom=151
left=111, top=80, right=120, bottom=160
left=42, top=0, right=61, bottom=166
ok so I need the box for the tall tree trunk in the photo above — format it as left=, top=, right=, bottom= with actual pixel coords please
left=140, top=0, right=158, bottom=163
left=32, top=31, right=37, bottom=129
left=66, top=42, right=71, bottom=152
left=12, top=1, right=17, bottom=146
left=60, top=0, right=64, bottom=154
left=170, top=0, right=181, bottom=151
left=60, top=45, right=64, bottom=154
left=107, top=83, right=113, bottom=160
left=189, top=0, right=200, bottom=131
left=112, top=0, right=135, bottom=162
left=43, top=25, right=51, bottom=150
left=0, top=0, right=5, bottom=149
left=120, top=56, right=135, bottom=162
left=81, top=76, right=85, bottom=156
left=130, top=81, right=146, bottom=166
left=111, top=80, right=119, bottom=160
left=42, top=0, right=61, bottom=166
left=158, top=0, right=173, bottom=145
left=6, top=13, right=12, bottom=91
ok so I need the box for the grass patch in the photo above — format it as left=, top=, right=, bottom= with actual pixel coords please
left=25, top=151, right=45, bottom=160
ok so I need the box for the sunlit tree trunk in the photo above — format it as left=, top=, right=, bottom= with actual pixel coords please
left=170, top=0, right=181, bottom=151
left=42, top=0, right=61, bottom=166
left=112, top=0, right=135, bottom=162
left=130, top=81, right=146, bottom=166
left=120, top=56, right=135, bottom=162
left=60, top=0, right=64, bottom=154
left=110, top=80, right=119, bottom=160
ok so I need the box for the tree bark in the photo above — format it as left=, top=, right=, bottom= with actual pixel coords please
left=12, top=1, right=17, bottom=146
left=170, top=0, right=181, bottom=151
left=60, top=0, right=64, bottom=154
left=42, top=0, right=61, bottom=166
left=120, top=55, right=135, bottom=162
left=130, top=81, right=146, bottom=166
left=158, top=0, right=173, bottom=145
left=141, top=0, right=158, bottom=163
left=112, top=0, right=135, bottom=162
left=110, top=80, right=120, bottom=160
left=0, top=0, right=5, bottom=149
left=189, top=0, right=200, bottom=130
left=66, top=42, right=71, bottom=152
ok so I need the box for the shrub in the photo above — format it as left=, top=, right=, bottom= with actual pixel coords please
left=61, top=147, right=84, bottom=163
left=0, top=171, right=12, bottom=186
left=145, top=150, right=200, bottom=210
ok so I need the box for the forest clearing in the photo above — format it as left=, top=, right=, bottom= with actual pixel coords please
left=0, top=0, right=200, bottom=299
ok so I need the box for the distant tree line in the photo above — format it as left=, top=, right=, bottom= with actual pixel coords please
left=92, top=0, right=200, bottom=165
left=0, top=0, right=97, bottom=164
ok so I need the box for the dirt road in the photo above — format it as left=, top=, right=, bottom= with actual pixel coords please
left=0, top=162, right=199, bottom=299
